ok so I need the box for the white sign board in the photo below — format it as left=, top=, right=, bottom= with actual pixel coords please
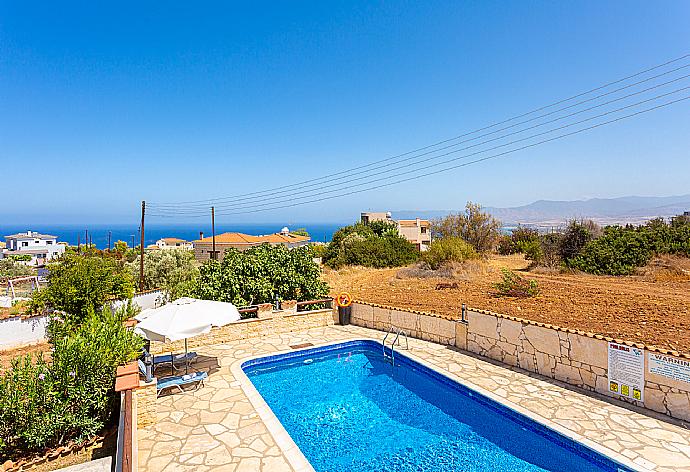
left=607, top=342, right=644, bottom=401
left=648, top=353, right=690, bottom=384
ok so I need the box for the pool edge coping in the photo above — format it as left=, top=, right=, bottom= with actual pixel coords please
left=231, top=335, right=650, bottom=472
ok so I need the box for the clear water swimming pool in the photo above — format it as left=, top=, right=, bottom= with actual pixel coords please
left=242, top=340, right=633, bottom=472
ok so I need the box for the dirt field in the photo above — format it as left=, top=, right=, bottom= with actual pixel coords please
left=323, top=255, right=690, bottom=354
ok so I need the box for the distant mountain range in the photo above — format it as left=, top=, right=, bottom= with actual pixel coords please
left=393, top=194, right=690, bottom=228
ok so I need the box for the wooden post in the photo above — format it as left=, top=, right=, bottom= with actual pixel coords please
left=211, top=206, right=216, bottom=260
left=140, top=201, right=145, bottom=291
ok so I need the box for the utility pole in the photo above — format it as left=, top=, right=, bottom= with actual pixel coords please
left=107, top=231, right=112, bottom=251
left=140, top=200, right=146, bottom=292
left=211, top=206, right=216, bottom=260
left=85, top=229, right=88, bottom=249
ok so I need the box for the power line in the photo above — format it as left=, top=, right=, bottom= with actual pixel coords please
left=148, top=86, right=690, bottom=217
left=148, top=53, right=689, bottom=209
left=149, top=94, right=690, bottom=217
left=150, top=74, right=690, bottom=213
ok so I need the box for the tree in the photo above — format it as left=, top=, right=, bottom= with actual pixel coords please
left=127, top=249, right=199, bottom=300
left=431, top=202, right=502, bottom=253
left=323, top=222, right=418, bottom=269
left=291, top=228, right=310, bottom=237
left=190, top=244, right=329, bottom=306
left=28, top=254, right=135, bottom=321
left=0, top=259, right=34, bottom=279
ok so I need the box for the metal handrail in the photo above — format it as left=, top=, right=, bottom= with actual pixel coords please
left=383, top=326, right=408, bottom=365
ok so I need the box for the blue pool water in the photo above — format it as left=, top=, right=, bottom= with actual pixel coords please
left=243, top=341, right=632, bottom=472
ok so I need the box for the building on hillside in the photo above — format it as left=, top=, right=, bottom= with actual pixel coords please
left=360, top=211, right=393, bottom=224
left=2, top=231, right=65, bottom=266
left=360, top=211, right=432, bottom=251
left=154, top=237, right=193, bottom=250
left=193, top=228, right=310, bottom=261
left=396, top=218, right=432, bottom=251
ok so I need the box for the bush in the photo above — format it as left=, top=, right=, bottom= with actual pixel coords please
left=568, top=226, right=653, bottom=275
left=309, top=244, right=327, bottom=259
left=421, top=237, right=478, bottom=270
left=540, top=233, right=564, bottom=269
left=28, top=253, right=134, bottom=322
left=493, top=268, right=540, bottom=298
left=431, top=202, right=502, bottom=253
left=0, top=306, right=143, bottom=459
left=128, top=249, right=199, bottom=300
left=323, top=222, right=418, bottom=269
left=190, top=244, right=329, bottom=306
left=560, top=220, right=600, bottom=263
left=516, top=239, right=543, bottom=265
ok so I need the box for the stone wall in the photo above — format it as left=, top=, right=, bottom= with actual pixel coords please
left=349, top=301, right=690, bottom=424
left=148, top=308, right=337, bottom=354
left=465, top=308, right=690, bottom=423
left=349, top=301, right=465, bottom=348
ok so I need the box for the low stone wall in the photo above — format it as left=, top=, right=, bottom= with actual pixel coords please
left=465, top=308, right=690, bottom=423
left=148, top=308, right=337, bottom=355
left=350, top=301, right=466, bottom=348
left=349, top=301, right=690, bottom=424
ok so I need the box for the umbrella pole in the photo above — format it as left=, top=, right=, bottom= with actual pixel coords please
left=171, top=349, right=174, bottom=377
left=185, top=339, right=189, bottom=375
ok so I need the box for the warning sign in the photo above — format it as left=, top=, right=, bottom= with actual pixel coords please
left=648, top=353, right=690, bottom=384
left=607, top=342, right=644, bottom=402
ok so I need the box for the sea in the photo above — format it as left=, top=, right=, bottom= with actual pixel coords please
left=0, top=223, right=345, bottom=250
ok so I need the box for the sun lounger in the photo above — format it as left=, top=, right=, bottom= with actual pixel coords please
left=138, top=360, right=208, bottom=396
left=156, top=371, right=208, bottom=396
left=152, top=351, right=198, bottom=372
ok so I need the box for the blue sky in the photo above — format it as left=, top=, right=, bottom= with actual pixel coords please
left=2, top=1, right=689, bottom=225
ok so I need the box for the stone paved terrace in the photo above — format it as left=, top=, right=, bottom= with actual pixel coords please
left=137, top=325, right=690, bottom=472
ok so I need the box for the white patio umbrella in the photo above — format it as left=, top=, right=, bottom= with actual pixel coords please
left=134, top=297, right=241, bottom=374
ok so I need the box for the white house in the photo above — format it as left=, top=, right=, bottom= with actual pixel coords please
left=154, top=237, right=193, bottom=250
left=3, top=231, right=65, bottom=266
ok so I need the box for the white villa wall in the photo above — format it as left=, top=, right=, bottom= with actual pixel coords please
left=0, top=315, right=49, bottom=350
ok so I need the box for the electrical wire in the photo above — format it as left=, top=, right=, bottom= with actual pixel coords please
left=148, top=53, right=690, bottom=210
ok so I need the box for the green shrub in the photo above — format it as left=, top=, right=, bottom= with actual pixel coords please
left=421, top=237, right=478, bottom=270
left=28, top=253, right=134, bottom=322
left=493, top=269, right=540, bottom=298
left=8, top=254, right=32, bottom=262
left=191, top=244, right=329, bottom=306
left=309, top=244, right=327, bottom=259
left=516, top=239, right=543, bottom=264
left=568, top=226, right=653, bottom=275
left=323, top=222, right=418, bottom=269
left=0, top=306, right=143, bottom=459
left=560, top=220, right=600, bottom=263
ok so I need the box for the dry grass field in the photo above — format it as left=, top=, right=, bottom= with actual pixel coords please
left=323, top=254, right=690, bottom=354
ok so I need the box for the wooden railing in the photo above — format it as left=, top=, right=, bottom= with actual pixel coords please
left=116, top=389, right=135, bottom=472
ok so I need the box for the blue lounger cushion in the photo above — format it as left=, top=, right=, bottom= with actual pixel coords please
left=157, top=371, right=208, bottom=392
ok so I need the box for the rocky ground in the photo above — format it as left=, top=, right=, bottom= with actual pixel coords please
left=323, top=254, right=690, bottom=354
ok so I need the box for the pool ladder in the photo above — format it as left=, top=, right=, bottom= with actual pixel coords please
left=382, top=326, right=409, bottom=365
